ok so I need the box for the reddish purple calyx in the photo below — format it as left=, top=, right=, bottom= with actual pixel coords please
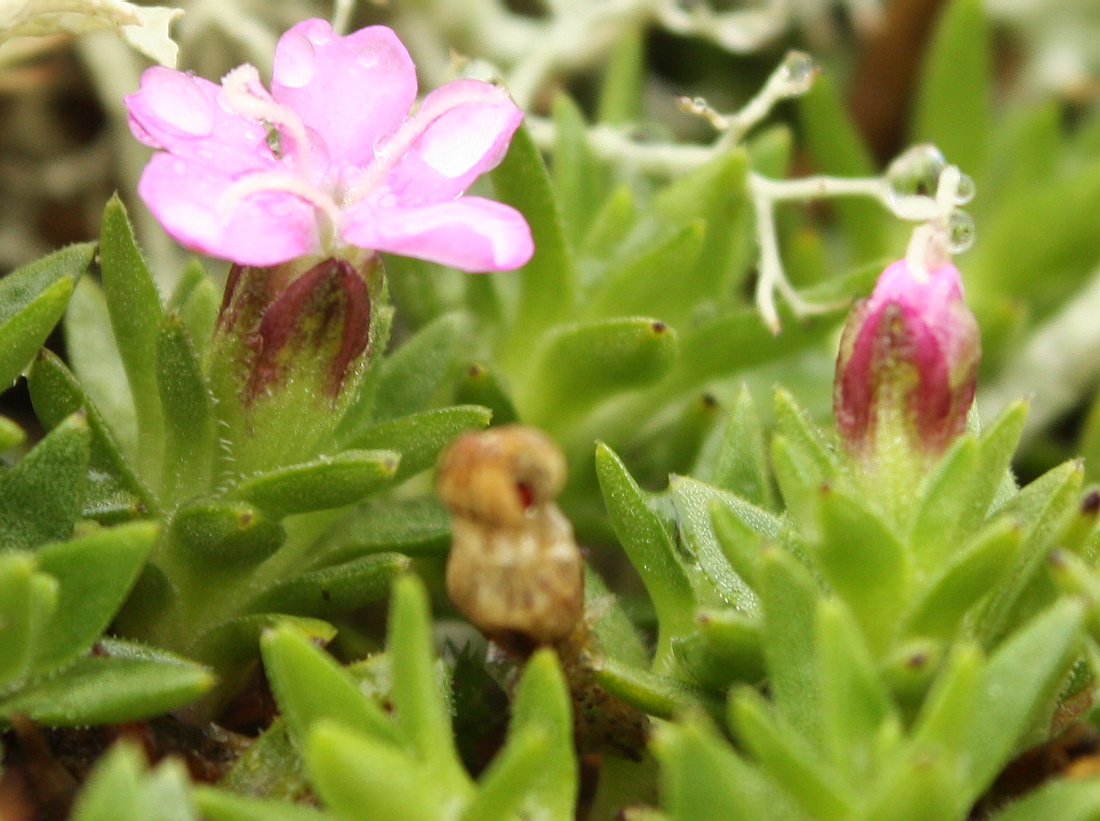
left=834, top=259, right=980, bottom=460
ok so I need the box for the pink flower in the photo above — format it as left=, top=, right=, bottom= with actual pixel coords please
left=125, top=19, right=533, bottom=271
left=834, top=258, right=980, bottom=460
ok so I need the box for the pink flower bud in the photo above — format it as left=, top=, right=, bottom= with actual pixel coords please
left=834, top=259, right=980, bottom=461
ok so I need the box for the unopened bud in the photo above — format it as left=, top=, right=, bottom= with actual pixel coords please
left=834, top=259, right=980, bottom=464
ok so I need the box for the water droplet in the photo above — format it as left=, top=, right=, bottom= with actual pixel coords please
left=777, top=51, right=818, bottom=96
left=277, top=34, right=315, bottom=88
left=947, top=211, right=975, bottom=253
left=954, top=172, right=976, bottom=205
left=305, top=19, right=332, bottom=45
left=886, top=144, right=947, bottom=213
left=357, top=51, right=379, bottom=69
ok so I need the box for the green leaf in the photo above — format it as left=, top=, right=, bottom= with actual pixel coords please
left=596, top=25, right=644, bottom=125
left=157, top=312, right=215, bottom=504
left=65, top=276, right=136, bottom=456
left=306, top=721, right=452, bottom=821
left=492, top=122, right=577, bottom=370
left=0, top=411, right=89, bottom=551
left=32, top=521, right=158, bottom=673
left=552, top=92, right=605, bottom=248
left=911, top=642, right=983, bottom=754
left=773, top=388, right=838, bottom=478
left=0, top=654, right=214, bottom=725
left=653, top=717, right=805, bottom=821
left=463, top=650, right=576, bottom=821
left=673, top=609, right=765, bottom=689
left=814, top=485, right=909, bottom=655
left=903, top=520, right=1021, bottom=639
left=193, top=788, right=334, bottom=821
left=215, top=719, right=312, bottom=804
left=69, top=743, right=147, bottom=821
left=0, top=553, right=56, bottom=687
left=27, top=350, right=156, bottom=515
left=232, top=450, right=400, bottom=517
left=244, top=553, right=409, bottom=619
left=797, top=74, right=887, bottom=263
left=757, top=546, right=824, bottom=744
left=99, top=195, right=165, bottom=473
left=695, top=385, right=774, bottom=509
left=388, top=575, right=464, bottom=776
left=965, top=599, right=1084, bottom=795
left=169, top=499, right=285, bottom=569
left=669, top=476, right=773, bottom=608
left=368, top=313, right=465, bottom=423
left=212, top=791, right=340, bottom=821
left=454, top=363, right=518, bottom=426
left=308, top=497, right=451, bottom=568
left=191, top=614, right=336, bottom=685
left=912, top=0, right=991, bottom=174
left=342, top=405, right=491, bottom=484
left=0, top=244, right=88, bottom=391
left=525, top=318, right=678, bottom=430
left=582, top=222, right=706, bottom=322
left=167, top=258, right=218, bottom=357
left=261, top=622, right=402, bottom=748
left=989, top=779, right=1100, bottom=821
left=728, top=687, right=853, bottom=820
left=596, top=443, right=695, bottom=669
left=816, top=599, right=896, bottom=783
left=580, top=185, right=638, bottom=260
left=592, top=657, right=713, bottom=721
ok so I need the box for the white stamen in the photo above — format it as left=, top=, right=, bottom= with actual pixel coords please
left=220, top=64, right=316, bottom=180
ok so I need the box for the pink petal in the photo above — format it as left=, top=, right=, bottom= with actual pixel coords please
left=138, top=154, right=321, bottom=267
left=382, top=79, right=524, bottom=206
left=126, top=66, right=272, bottom=174
left=271, top=20, right=417, bottom=168
left=343, top=197, right=533, bottom=271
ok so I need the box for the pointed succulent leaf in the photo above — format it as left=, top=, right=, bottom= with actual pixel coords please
left=672, top=608, right=765, bottom=689
left=814, top=484, right=909, bottom=656
left=167, top=259, right=219, bottom=357
left=454, top=362, right=518, bottom=426
left=169, top=499, right=285, bottom=569
left=964, top=599, right=1085, bottom=795
left=652, top=717, right=799, bottom=821
left=0, top=243, right=88, bottom=391
left=525, top=318, right=678, bottom=430
left=771, top=435, right=825, bottom=539
left=728, top=687, right=854, bottom=820
left=913, top=0, right=991, bottom=173
left=0, top=553, right=56, bottom=688
left=0, top=411, right=89, bottom=551
left=244, top=553, right=409, bottom=620
left=232, top=450, right=400, bottom=517
left=596, top=26, right=644, bottom=124
left=341, top=405, right=491, bottom=483
left=670, top=476, right=774, bottom=608
left=816, top=599, right=897, bottom=783
left=27, top=350, right=157, bottom=514
left=592, top=657, right=715, bottom=721
left=551, top=92, right=605, bottom=248
left=261, top=622, right=402, bottom=749
left=68, top=743, right=148, bottom=821
left=32, top=521, right=158, bottom=673
left=192, top=614, right=336, bottom=685
left=193, top=787, right=335, bottom=821
left=709, top=499, right=768, bottom=590
left=758, top=546, right=825, bottom=743
left=99, top=195, right=165, bottom=469
left=988, top=779, right=1100, bottom=821
left=797, top=74, right=887, bottom=263
left=903, top=519, right=1021, bottom=639
left=388, top=575, right=465, bottom=778
left=307, top=497, right=451, bottom=568
left=596, top=443, right=695, bottom=668
left=157, top=312, right=215, bottom=504
left=583, top=221, right=705, bottom=322
left=773, top=388, right=839, bottom=478
left=695, top=385, right=774, bottom=508
left=957, top=400, right=1027, bottom=529
left=463, top=650, right=576, bottom=821
left=908, top=435, right=981, bottom=572
left=492, top=122, right=577, bottom=365
left=368, top=313, right=465, bottom=423
left=911, top=643, right=983, bottom=755
left=307, top=721, right=453, bottom=821
left=0, top=654, right=214, bottom=725
left=580, top=185, right=637, bottom=260
left=215, top=718, right=312, bottom=804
